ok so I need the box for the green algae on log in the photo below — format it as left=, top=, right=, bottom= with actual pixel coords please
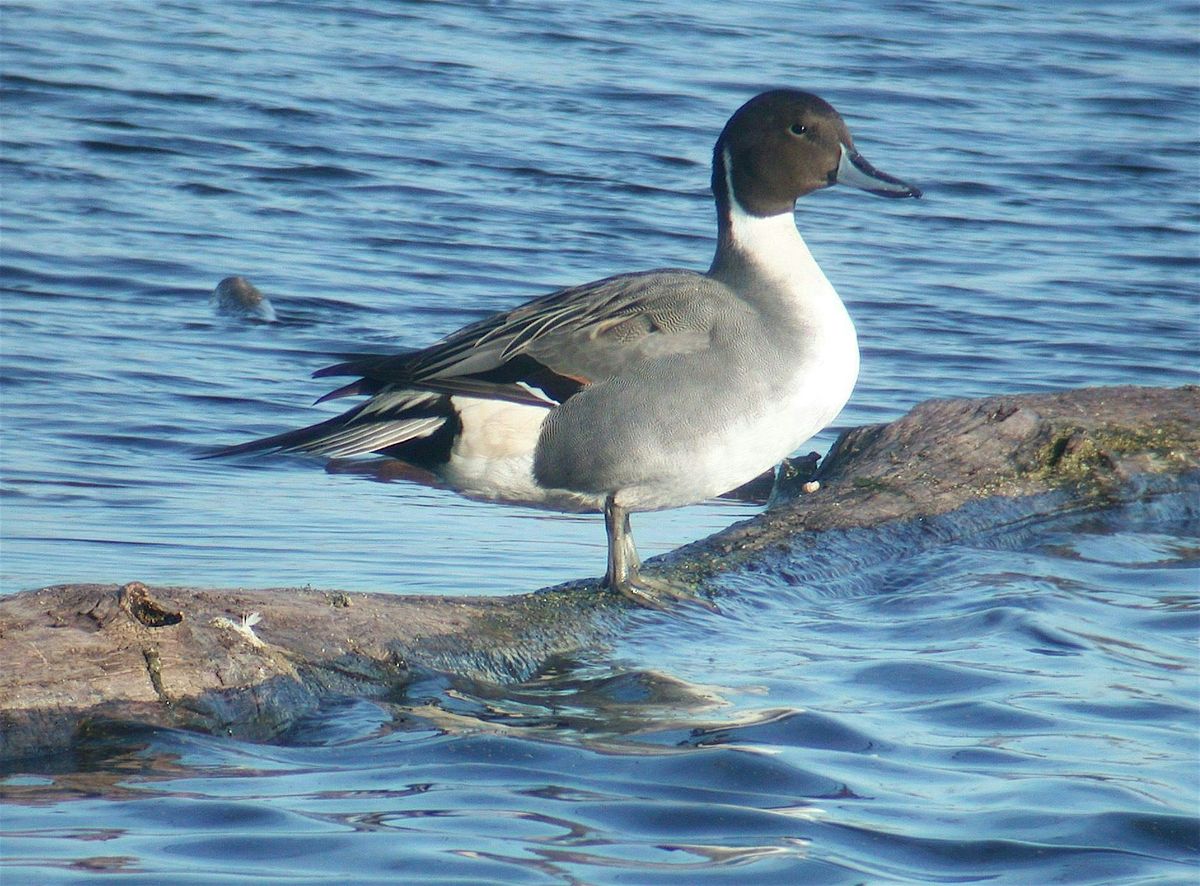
left=1, top=385, right=1196, bottom=763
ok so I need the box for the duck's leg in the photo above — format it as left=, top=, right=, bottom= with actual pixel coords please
left=603, top=494, right=713, bottom=610
left=603, top=495, right=641, bottom=595
left=618, top=506, right=641, bottom=573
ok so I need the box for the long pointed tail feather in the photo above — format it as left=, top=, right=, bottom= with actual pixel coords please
left=199, top=390, right=455, bottom=461
left=198, top=403, right=373, bottom=459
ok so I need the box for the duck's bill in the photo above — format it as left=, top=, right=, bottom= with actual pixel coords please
left=836, top=144, right=922, bottom=198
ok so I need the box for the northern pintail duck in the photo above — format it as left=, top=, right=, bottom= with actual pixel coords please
left=209, top=90, right=920, bottom=608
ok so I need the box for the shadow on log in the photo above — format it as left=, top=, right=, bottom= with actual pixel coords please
left=2, top=385, right=1196, bottom=763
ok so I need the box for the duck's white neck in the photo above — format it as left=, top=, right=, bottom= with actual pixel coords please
left=711, top=147, right=836, bottom=303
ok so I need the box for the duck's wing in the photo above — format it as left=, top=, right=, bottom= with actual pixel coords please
left=319, top=269, right=736, bottom=404
left=206, top=270, right=737, bottom=460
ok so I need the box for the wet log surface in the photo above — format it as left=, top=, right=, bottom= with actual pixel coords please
left=2, top=385, right=1196, bottom=763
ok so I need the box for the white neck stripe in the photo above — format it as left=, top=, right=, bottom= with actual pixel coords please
left=721, top=146, right=819, bottom=283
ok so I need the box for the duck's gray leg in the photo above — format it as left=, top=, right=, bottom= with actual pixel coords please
left=603, top=495, right=640, bottom=592
left=603, top=494, right=713, bottom=610
left=619, top=506, right=640, bottom=573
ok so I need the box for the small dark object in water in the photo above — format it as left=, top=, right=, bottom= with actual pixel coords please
left=211, top=276, right=277, bottom=322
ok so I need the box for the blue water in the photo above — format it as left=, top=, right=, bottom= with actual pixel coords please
left=2, top=0, right=1198, bottom=882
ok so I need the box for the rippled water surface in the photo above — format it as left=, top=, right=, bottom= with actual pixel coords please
left=2, top=0, right=1198, bottom=883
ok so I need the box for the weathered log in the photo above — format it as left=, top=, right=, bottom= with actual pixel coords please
left=2, top=385, right=1196, bottom=763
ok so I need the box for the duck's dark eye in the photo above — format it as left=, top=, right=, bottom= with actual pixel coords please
left=789, top=123, right=808, bottom=136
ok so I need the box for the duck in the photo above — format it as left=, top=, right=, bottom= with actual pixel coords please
left=206, top=89, right=920, bottom=608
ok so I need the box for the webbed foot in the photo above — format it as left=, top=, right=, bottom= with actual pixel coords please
left=609, top=570, right=718, bottom=612
left=602, top=493, right=718, bottom=612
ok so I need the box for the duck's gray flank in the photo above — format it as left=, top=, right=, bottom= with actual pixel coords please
left=205, top=89, right=920, bottom=608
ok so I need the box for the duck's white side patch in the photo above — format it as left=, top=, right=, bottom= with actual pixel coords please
left=451, top=397, right=547, bottom=461
left=439, top=396, right=600, bottom=512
